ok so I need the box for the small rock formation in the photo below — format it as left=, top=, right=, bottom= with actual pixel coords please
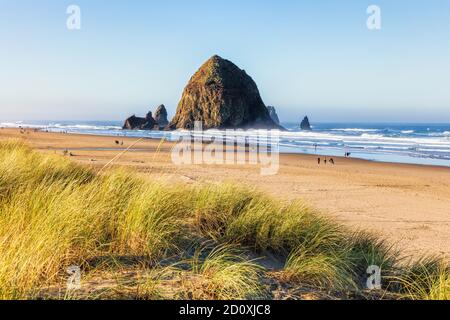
left=266, top=106, right=280, bottom=125
left=154, top=104, right=169, bottom=127
left=169, top=55, right=283, bottom=130
left=300, top=116, right=312, bottom=131
left=123, top=111, right=157, bottom=130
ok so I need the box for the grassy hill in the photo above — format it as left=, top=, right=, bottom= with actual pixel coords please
left=0, top=140, right=448, bottom=300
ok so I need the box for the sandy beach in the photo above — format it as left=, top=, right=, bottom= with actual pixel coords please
left=2, top=128, right=449, bottom=260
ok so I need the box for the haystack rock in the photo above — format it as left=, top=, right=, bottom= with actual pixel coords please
left=154, top=104, right=169, bottom=127
left=300, top=116, right=312, bottom=131
left=169, top=55, right=283, bottom=130
left=123, top=111, right=157, bottom=130
left=266, top=106, right=280, bottom=125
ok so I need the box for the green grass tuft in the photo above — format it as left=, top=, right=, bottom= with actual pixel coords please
left=178, top=244, right=265, bottom=300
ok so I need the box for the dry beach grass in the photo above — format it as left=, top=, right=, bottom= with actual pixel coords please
left=0, top=139, right=448, bottom=300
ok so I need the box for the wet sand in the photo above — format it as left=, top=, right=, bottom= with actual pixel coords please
left=2, top=128, right=449, bottom=260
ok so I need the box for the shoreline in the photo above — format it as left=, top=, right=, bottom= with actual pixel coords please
left=3, top=127, right=450, bottom=172
left=1, top=128, right=449, bottom=260
left=3, top=125, right=450, bottom=168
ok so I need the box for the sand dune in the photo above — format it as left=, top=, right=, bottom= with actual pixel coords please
left=1, top=128, right=449, bottom=260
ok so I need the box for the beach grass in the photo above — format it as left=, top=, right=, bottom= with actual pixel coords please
left=387, top=256, right=450, bottom=300
left=177, top=243, right=265, bottom=300
left=0, top=140, right=448, bottom=300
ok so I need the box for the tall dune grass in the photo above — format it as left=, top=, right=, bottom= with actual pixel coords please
left=0, top=141, right=188, bottom=298
left=388, top=257, right=450, bottom=300
left=0, top=140, right=448, bottom=300
left=178, top=244, right=264, bottom=300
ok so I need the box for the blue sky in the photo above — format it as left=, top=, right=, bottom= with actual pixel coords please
left=0, top=0, right=449, bottom=122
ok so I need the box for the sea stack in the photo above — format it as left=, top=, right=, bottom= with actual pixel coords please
left=169, top=55, right=283, bottom=130
left=154, top=104, right=169, bottom=127
left=266, top=106, right=280, bottom=125
left=123, top=111, right=157, bottom=130
left=300, top=116, right=312, bottom=130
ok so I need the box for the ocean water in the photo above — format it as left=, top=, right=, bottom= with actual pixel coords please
left=2, top=120, right=450, bottom=167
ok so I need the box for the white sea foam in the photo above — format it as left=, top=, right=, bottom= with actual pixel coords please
left=49, top=123, right=121, bottom=130
left=0, top=122, right=46, bottom=129
left=330, top=128, right=379, bottom=132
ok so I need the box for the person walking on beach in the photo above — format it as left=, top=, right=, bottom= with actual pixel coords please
left=330, top=158, right=335, bottom=165
left=318, top=157, right=321, bottom=165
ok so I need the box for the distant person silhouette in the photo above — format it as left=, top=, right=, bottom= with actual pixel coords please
left=330, top=158, right=335, bottom=165
left=318, top=158, right=321, bottom=165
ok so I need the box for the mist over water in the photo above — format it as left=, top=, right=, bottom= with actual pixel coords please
left=2, top=120, right=450, bottom=167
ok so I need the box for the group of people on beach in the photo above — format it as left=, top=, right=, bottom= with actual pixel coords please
left=318, top=157, right=335, bottom=165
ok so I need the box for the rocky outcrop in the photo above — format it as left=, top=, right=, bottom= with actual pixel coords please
left=300, top=116, right=312, bottom=131
left=123, top=112, right=157, bottom=130
left=169, top=55, right=283, bottom=130
left=266, top=106, right=280, bottom=125
left=154, top=104, right=169, bottom=127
